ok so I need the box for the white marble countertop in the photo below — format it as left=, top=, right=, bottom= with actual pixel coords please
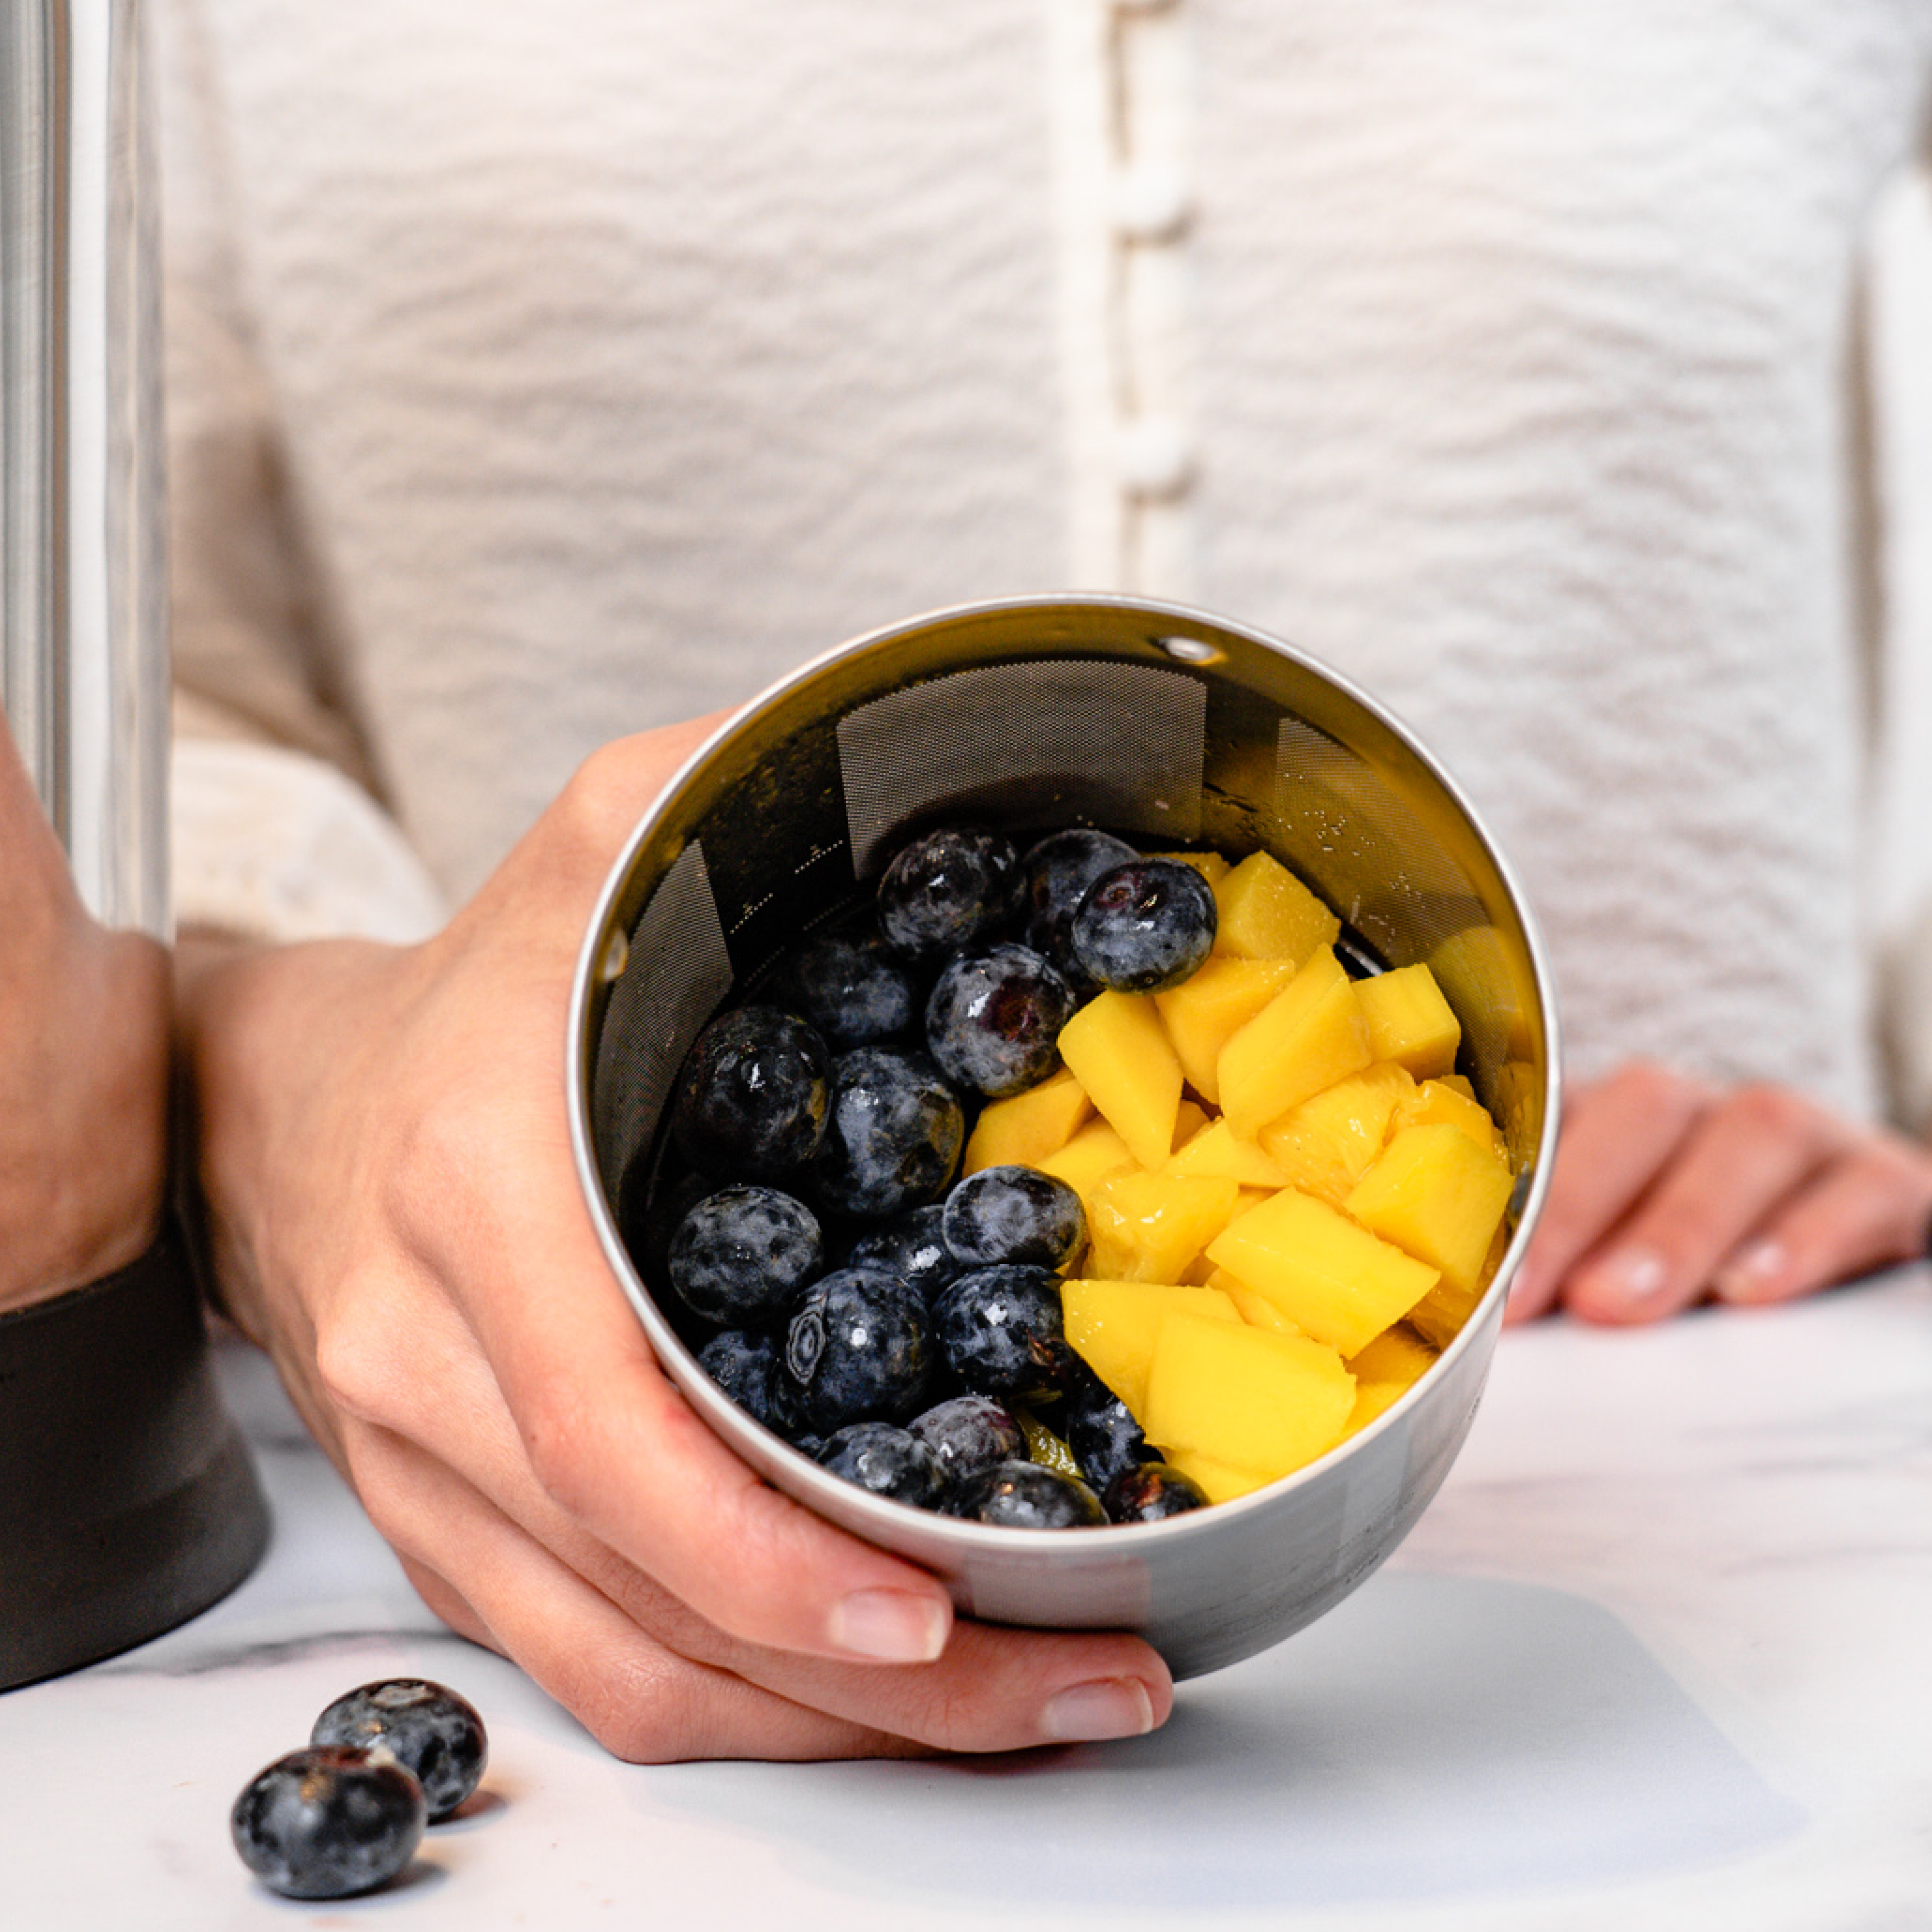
left=5, top=1269, right=1929, bottom=1931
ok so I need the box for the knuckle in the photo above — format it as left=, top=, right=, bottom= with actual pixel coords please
left=1721, top=1081, right=1816, bottom=1144
left=555, top=738, right=657, bottom=855
left=1610, top=1058, right=1705, bottom=1118
left=314, top=1296, right=401, bottom=1425
left=520, top=1387, right=600, bottom=1516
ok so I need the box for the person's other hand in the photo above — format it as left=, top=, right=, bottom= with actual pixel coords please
left=1505, top=1060, right=1932, bottom=1325
left=175, top=721, right=1172, bottom=1762
left=0, top=721, right=168, bottom=1312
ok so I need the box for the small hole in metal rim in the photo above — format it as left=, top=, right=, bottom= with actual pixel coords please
left=1157, top=635, right=1221, bottom=665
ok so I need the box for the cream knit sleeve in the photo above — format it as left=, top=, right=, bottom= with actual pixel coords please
left=155, top=0, right=445, bottom=945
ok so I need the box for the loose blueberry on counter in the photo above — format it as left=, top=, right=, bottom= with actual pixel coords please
left=877, top=826, right=1024, bottom=964
left=923, top=943, right=1075, bottom=1098
left=816, top=1421, right=949, bottom=1508
left=845, top=1203, right=961, bottom=1304
left=311, top=1680, right=488, bottom=1824
left=697, top=1329, right=793, bottom=1435
left=949, top=1460, right=1107, bottom=1529
left=932, top=1264, right=1077, bottom=1403
left=1021, top=828, right=1139, bottom=991
left=778, top=921, right=922, bottom=1047
left=1072, top=859, right=1218, bottom=994
left=1062, top=1368, right=1153, bottom=1496
left=810, top=1044, right=966, bottom=1222
left=942, top=1165, right=1086, bottom=1271
left=907, top=1393, right=1029, bottom=1492
left=668, top=1185, right=824, bottom=1327
left=230, top=1746, right=426, bottom=1900
left=1102, top=1463, right=1209, bottom=1523
left=784, top=1267, right=936, bottom=1433
left=671, top=1005, right=832, bottom=1181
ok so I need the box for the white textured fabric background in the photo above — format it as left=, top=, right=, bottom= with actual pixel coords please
left=156, top=0, right=1932, bottom=1122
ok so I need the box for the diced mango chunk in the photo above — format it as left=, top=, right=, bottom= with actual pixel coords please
left=1149, top=850, right=1231, bottom=886
left=1057, top=990, right=1184, bottom=1171
left=1211, top=852, right=1341, bottom=965
left=1353, top=964, right=1462, bottom=1080
left=1259, top=1060, right=1415, bottom=1206
left=1034, top=1118, right=1136, bottom=1211
left=1164, top=1116, right=1292, bottom=1190
left=1163, top=1447, right=1274, bottom=1505
left=1343, top=1324, right=1438, bottom=1433
left=1217, top=948, right=1372, bottom=1141
left=1345, top=1122, right=1514, bottom=1300
left=1206, top=1187, right=1437, bottom=1357
left=1407, top=1222, right=1510, bottom=1349
left=1154, top=956, right=1299, bottom=1105
left=1143, top=1313, right=1355, bottom=1477
left=1087, top=1169, right=1242, bottom=1284
left=963, top=1067, right=1094, bottom=1175
left=1213, top=1271, right=1305, bottom=1335
left=1390, top=1076, right=1506, bottom=1157
left=1062, top=1279, right=1242, bottom=1416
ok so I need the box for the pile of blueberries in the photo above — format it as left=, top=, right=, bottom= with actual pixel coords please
left=230, top=1679, right=487, bottom=1899
left=629, top=824, right=1222, bottom=1528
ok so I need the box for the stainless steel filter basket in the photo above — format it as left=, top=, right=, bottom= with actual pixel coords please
left=568, top=595, right=1560, bottom=1679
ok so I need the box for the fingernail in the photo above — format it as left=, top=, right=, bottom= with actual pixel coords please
left=1715, top=1238, right=1788, bottom=1303
left=829, top=1589, right=949, bottom=1663
left=1041, top=1677, right=1155, bottom=1744
left=1595, top=1247, right=1671, bottom=1305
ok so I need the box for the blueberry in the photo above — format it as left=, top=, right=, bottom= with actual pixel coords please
left=816, top=1421, right=948, bottom=1508
left=942, top=1165, right=1086, bottom=1270
left=844, top=1204, right=962, bottom=1303
left=230, top=1746, right=426, bottom=1899
left=668, top=1185, right=823, bottom=1327
left=1063, top=1377, right=1153, bottom=1496
left=778, top=920, right=922, bottom=1047
left=1102, top=1463, right=1209, bottom=1524
left=877, top=826, right=1023, bottom=964
left=671, top=1005, right=832, bottom=1181
left=932, top=1264, right=1076, bottom=1402
left=1021, top=828, right=1139, bottom=991
left=784, top=1267, right=935, bottom=1432
left=311, top=1679, right=488, bottom=1823
left=697, top=1328, right=792, bottom=1434
left=1072, top=859, right=1218, bottom=994
left=948, top=1460, right=1107, bottom=1529
left=810, top=1045, right=965, bottom=1222
left=907, top=1394, right=1029, bottom=1492
left=923, top=943, right=1076, bottom=1098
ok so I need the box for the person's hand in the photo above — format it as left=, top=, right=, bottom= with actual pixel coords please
left=0, top=722, right=168, bottom=1312
left=175, top=721, right=1172, bottom=1763
left=1505, top=1060, right=1932, bottom=1325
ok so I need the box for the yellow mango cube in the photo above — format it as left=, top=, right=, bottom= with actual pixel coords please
left=1353, top=964, right=1463, bottom=1080
left=1057, top=990, right=1184, bottom=1171
left=1407, top=1222, right=1510, bottom=1348
left=1259, top=1060, right=1416, bottom=1206
left=1205, top=1186, right=1437, bottom=1356
left=1164, top=1116, right=1292, bottom=1190
left=1142, top=1313, right=1355, bottom=1477
left=1345, top=1122, right=1515, bottom=1300
left=1343, top=1323, right=1438, bottom=1433
left=1034, top=1118, right=1136, bottom=1208
left=1212, top=1270, right=1306, bottom=1336
left=962, top=1067, right=1094, bottom=1174
left=1062, top=1279, right=1241, bottom=1416
left=1087, top=1170, right=1242, bottom=1284
left=1211, top=852, right=1341, bottom=965
left=1154, top=955, right=1299, bottom=1105
left=1163, top=1447, right=1274, bottom=1505
left=1390, top=1076, right=1506, bottom=1157
left=1149, top=850, right=1231, bottom=886
left=1217, top=948, right=1372, bottom=1140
